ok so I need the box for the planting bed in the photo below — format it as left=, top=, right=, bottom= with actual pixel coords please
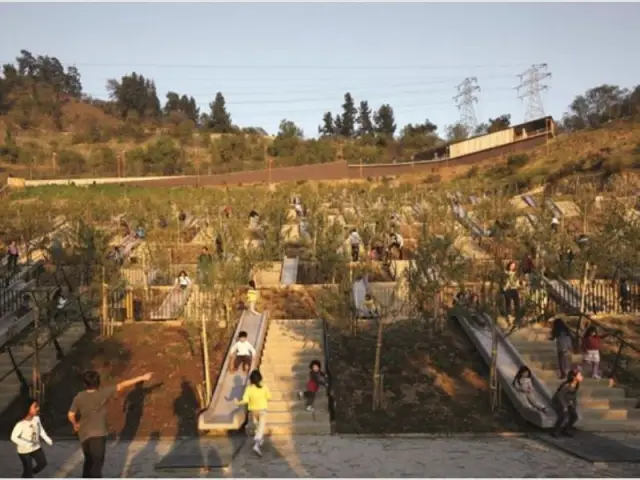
left=0, top=323, right=231, bottom=439
left=327, top=317, right=530, bottom=434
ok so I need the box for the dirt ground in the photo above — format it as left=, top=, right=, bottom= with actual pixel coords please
left=328, top=317, right=530, bottom=434
left=0, top=323, right=231, bottom=439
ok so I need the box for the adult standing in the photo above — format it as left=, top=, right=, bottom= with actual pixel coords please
left=68, top=370, right=153, bottom=478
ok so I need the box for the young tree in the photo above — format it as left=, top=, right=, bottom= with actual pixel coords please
left=445, top=123, right=470, bottom=142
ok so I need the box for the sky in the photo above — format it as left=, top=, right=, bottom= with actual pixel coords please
left=0, top=2, right=639, bottom=138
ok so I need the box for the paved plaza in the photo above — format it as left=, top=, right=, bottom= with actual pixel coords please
left=2, top=434, right=640, bottom=477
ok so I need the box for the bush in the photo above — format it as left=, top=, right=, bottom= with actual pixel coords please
left=57, top=150, right=87, bottom=175
left=465, top=165, right=479, bottom=178
left=506, top=154, right=529, bottom=169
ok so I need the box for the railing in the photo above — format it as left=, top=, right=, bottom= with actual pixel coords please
left=542, top=274, right=640, bottom=384
left=0, top=290, right=22, bottom=318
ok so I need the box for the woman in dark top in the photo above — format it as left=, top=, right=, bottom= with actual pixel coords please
left=551, top=368, right=583, bottom=437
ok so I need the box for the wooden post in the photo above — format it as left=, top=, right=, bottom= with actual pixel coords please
left=202, top=312, right=212, bottom=403
left=101, top=267, right=108, bottom=337
left=125, top=288, right=133, bottom=322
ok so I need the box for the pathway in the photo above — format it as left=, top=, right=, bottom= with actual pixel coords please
left=2, top=434, right=640, bottom=477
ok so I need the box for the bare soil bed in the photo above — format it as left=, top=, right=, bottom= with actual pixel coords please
left=0, top=323, right=231, bottom=439
left=327, top=318, right=531, bottom=434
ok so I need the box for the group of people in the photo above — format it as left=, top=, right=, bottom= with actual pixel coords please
left=346, top=228, right=404, bottom=263
left=11, top=370, right=153, bottom=478
left=229, top=328, right=328, bottom=457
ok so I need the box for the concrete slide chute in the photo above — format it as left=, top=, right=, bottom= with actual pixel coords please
left=280, top=257, right=299, bottom=286
left=198, top=310, right=270, bottom=431
left=450, top=305, right=556, bottom=428
left=150, top=286, right=192, bottom=320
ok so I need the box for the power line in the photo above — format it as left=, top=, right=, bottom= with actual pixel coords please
left=453, top=77, right=481, bottom=133
left=0, top=61, right=531, bottom=70
left=516, top=63, right=551, bottom=121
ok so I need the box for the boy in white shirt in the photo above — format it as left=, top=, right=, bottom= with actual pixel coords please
left=230, top=331, right=256, bottom=373
left=11, top=399, right=53, bottom=478
left=348, top=229, right=362, bottom=262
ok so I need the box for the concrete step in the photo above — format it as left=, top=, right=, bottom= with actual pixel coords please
left=579, top=397, right=638, bottom=410
left=577, top=419, right=640, bottom=432
left=262, top=345, right=324, bottom=360
left=520, top=354, right=583, bottom=370
left=264, top=339, right=324, bottom=349
left=263, top=379, right=312, bottom=391
left=260, top=373, right=314, bottom=384
left=268, top=399, right=331, bottom=413
left=510, top=341, right=563, bottom=354
left=266, top=329, right=324, bottom=339
left=267, top=390, right=326, bottom=402
left=258, top=364, right=317, bottom=376
left=543, top=379, right=626, bottom=399
left=269, top=319, right=323, bottom=328
left=264, top=421, right=332, bottom=436
left=579, top=407, right=640, bottom=421
left=265, top=409, right=331, bottom=423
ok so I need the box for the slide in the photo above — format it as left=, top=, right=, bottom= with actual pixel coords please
left=0, top=308, right=38, bottom=350
left=545, top=198, right=563, bottom=218
left=450, top=304, right=556, bottom=428
left=150, top=285, right=192, bottom=320
left=523, top=194, right=537, bottom=208
left=280, top=256, right=299, bottom=286
left=198, top=309, right=270, bottom=431
left=451, top=203, right=485, bottom=238
left=353, top=278, right=368, bottom=317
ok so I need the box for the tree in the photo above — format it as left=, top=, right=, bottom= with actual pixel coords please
left=487, top=114, right=511, bottom=133
left=106, top=72, right=161, bottom=120
left=164, top=91, right=199, bottom=123
left=356, top=100, right=374, bottom=137
left=562, top=84, right=628, bottom=131
left=277, top=119, right=303, bottom=139
left=205, top=92, right=233, bottom=133
left=339, top=93, right=357, bottom=137
left=373, top=104, right=396, bottom=137
left=318, top=111, right=335, bottom=137
left=445, top=123, right=470, bottom=142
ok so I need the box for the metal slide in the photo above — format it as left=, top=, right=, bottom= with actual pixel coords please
left=149, top=285, right=192, bottom=320
left=450, top=305, right=556, bottom=428
left=453, top=204, right=486, bottom=238
left=280, top=256, right=299, bottom=286
left=198, top=310, right=270, bottom=431
left=545, top=198, right=563, bottom=218
left=523, top=194, right=537, bottom=208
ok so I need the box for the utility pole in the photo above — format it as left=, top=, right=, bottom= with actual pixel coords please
left=454, top=77, right=481, bottom=135
left=516, top=64, right=551, bottom=121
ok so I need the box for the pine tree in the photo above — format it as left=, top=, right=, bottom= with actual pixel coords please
left=207, top=92, right=233, bottom=133
left=373, top=104, right=396, bottom=137
left=318, top=111, right=335, bottom=136
left=340, top=93, right=357, bottom=137
left=356, top=100, right=374, bottom=137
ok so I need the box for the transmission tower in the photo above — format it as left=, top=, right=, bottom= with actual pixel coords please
left=453, top=77, right=480, bottom=134
left=516, top=64, right=551, bottom=121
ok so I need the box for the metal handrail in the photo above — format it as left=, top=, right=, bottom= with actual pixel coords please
left=322, top=317, right=336, bottom=422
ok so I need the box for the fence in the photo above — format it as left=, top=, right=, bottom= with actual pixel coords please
left=546, top=278, right=640, bottom=315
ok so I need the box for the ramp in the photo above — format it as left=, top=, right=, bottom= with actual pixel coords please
left=198, top=310, right=269, bottom=431
left=280, top=257, right=299, bottom=286
left=150, top=286, right=192, bottom=320
left=450, top=305, right=555, bottom=428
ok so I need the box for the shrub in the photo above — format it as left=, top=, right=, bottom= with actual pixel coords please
left=57, top=150, right=87, bottom=175
left=506, top=154, right=529, bottom=169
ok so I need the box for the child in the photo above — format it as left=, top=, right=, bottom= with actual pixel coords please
left=582, top=326, right=604, bottom=379
left=231, top=331, right=256, bottom=373
left=176, top=271, right=192, bottom=290
left=512, top=366, right=547, bottom=414
left=235, top=370, right=271, bottom=457
left=246, top=280, right=260, bottom=316
left=362, top=293, right=379, bottom=318
left=298, top=360, right=328, bottom=412
left=503, top=261, right=521, bottom=321
left=11, top=399, right=53, bottom=478
left=389, top=231, right=404, bottom=260
left=551, top=368, right=582, bottom=438
left=550, top=317, right=573, bottom=379
left=7, top=240, right=19, bottom=273
left=348, top=228, right=362, bottom=262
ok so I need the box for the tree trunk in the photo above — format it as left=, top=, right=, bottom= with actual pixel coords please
left=579, top=261, right=590, bottom=314
left=201, top=313, right=212, bottom=403
left=372, top=317, right=384, bottom=411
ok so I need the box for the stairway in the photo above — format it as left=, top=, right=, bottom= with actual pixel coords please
left=0, top=322, right=86, bottom=413
left=259, top=319, right=331, bottom=435
left=508, top=322, right=640, bottom=432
